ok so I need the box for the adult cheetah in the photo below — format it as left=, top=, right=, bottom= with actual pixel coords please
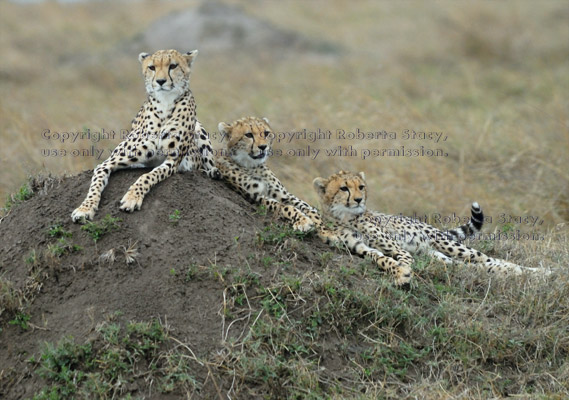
left=72, top=49, right=219, bottom=222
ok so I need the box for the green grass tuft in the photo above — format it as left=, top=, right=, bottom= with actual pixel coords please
left=2, top=183, right=33, bottom=213
left=81, top=215, right=121, bottom=242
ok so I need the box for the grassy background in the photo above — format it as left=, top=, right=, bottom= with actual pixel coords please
left=0, top=0, right=567, bottom=264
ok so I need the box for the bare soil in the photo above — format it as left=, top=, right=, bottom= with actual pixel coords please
left=0, top=169, right=333, bottom=399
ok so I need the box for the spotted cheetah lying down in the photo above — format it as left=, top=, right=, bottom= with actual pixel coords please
left=215, top=116, right=321, bottom=231
left=72, top=49, right=220, bottom=222
left=313, top=170, right=542, bottom=286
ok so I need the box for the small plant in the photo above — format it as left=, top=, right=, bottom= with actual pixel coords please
left=411, top=255, right=432, bottom=271
left=47, top=224, right=72, bottom=238
left=48, top=238, right=82, bottom=257
left=2, top=182, right=33, bottom=212
left=99, top=248, right=117, bottom=264
left=99, top=241, right=139, bottom=265
left=9, top=312, right=31, bottom=330
left=184, top=264, right=200, bottom=282
left=25, top=249, right=39, bottom=265
left=169, top=209, right=181, bottom=224
left=239, top=271, right=262, bottom=287
left=501, top=222, right=515, bottom=234
left=477, top=239, right=495, bottom=253
left=257, top=223, right=310, bottom=245
left=254, top=204, right=268, bottom=216
left=121, top=240, right=139, bottom=265
left=319, top=251, right=334, bottom=267
left=208, top=263, right=231, bottom=282
left=0, top=277, right=22, bottom=318
left=169, top=268, right=176, bottom=276
left=261, top=255, right=275, bottom=268
left=34, top=336, right=93, bottom=398
left=259, top=287, right=287, bottom=318
left=81, top=215, right=121, bottom=242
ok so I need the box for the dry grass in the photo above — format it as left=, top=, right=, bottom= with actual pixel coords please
left=0, top=3, right=566, bottom=249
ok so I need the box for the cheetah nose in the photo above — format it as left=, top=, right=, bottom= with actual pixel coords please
left=355, top=197, right=363, bottom=204
left=258, top=145, right=267, bottom=151
left=156, top=79, right=167, bottom=86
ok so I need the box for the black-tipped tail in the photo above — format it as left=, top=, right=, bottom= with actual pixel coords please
left=469, top=202, right=483, bottom=231
left=447, top=202, right=483, bottom=241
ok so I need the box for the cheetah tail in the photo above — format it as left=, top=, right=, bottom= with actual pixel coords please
left=446, top=202, right=483, bottom=241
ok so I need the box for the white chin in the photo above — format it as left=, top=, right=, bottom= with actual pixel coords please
left=330, top=204, right=364, bottom=219
left=149, top=86, right=181, bottom=99
left=231, top=151, right=265, bottom=168
left=347, top=206, right=364, bottom=215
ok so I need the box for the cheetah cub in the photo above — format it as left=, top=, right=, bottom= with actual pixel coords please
left=215, top=117, right=320, bottom=231
left=313, top=170, right=541, bottom=285
left=72, top=49, right=220, bottom=222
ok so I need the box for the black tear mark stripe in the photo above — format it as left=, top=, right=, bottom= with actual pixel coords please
left=249, top=124, right=256, bottom=152
left=167, top=69, right=173, bottom=85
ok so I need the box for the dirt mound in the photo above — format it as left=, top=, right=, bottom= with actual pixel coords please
left=0, top=170, right=332, bottom=399
left=135, top=2, right=338, bottom=58
left=1, top=170, right=567, bottom=399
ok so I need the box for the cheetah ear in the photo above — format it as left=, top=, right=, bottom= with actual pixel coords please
left=313, top=177, right=327, bottom=196
left=262, top=117, right=270, bottom=125
left=218, top=122, right=232, bottom=135
left=183, top=50, right=198, bottom=67
left=138, top=52, right=150, bottom=63
left=357, top=171, right=366, bottom=181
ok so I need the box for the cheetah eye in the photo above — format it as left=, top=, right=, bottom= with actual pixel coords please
left=245, top=132, right=254, bottom=139
left=264, top=131, right=270, bottom=137
left=359, top=185, right=365, bottom=190
left=148, top=65, right=155, bottom=71
left=169, top=64, right=178, bottom=70
left=340, top=186, right=349, bottom=192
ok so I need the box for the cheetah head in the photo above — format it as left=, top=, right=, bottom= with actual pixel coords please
left=313, top=171, right=367, bottom=220
left=138, top=49, right=197, bottom=102
left=218, top=117, right=273, bottom=169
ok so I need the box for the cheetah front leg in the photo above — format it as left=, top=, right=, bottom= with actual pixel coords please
left=260, top=180, right=314, bottom=231
left=194, top=120, right=221, bottom=179
left=264, top=173, right=322, bottom=227
left=318, top=226, right=413, bottom=286
left=279, top=194, right=322, bottom=227
left=120, top=155, right=181, bottom=212
left=120, top=121, right=194, bottom=212
left=72, top=159, right=117, bottom=222
left=71, top=138, right=157, bottom=222
left=365, top=229, right=415, bottom=276
left=217, top=163, right=314, bottom=232
left=259, top=197, right=314, bottom=232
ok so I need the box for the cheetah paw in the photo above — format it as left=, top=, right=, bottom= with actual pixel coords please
left=394, top=266, right=413, bottom=287
left=293, top=217, right=314, bottom=232
left=120, top=191, right=144, bottom=212
left=369, top=252, right=412, bottom=286
left=71, top=205, right=96, bottom=223
left=209, top=167, right=222, bottom=180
